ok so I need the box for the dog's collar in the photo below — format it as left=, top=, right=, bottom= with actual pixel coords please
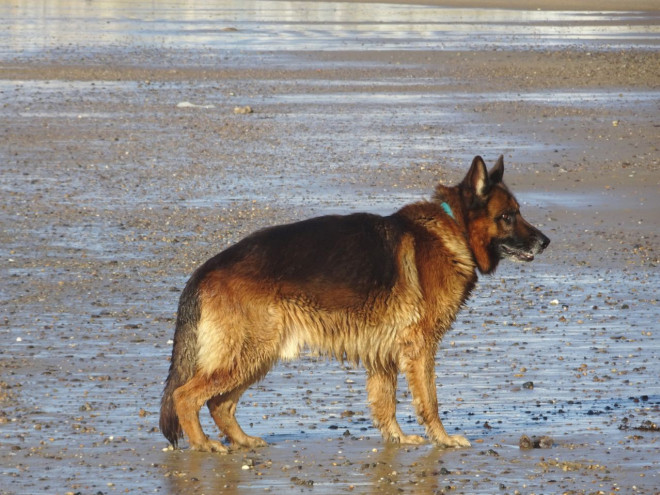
left=440, top=201, right=455, bottom=220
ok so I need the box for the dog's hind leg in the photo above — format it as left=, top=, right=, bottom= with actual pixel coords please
left=208, top=380, right=268, bottom=449
left=172, top=371, right=233, bottom=453
left=402, top=346, right=470, bottom=448
left=367, top=368, right=425, bottom=445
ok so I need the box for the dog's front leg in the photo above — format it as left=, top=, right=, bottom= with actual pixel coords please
left=366, top=368, right=425, bottom=445
left=402, top=346, right=470, bottom=448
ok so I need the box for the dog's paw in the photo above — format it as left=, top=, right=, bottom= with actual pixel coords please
left=434, top=434, right=471, bottom=448
left=231, top=435, right=268, bottom=449
left=449, top=434, right=471, bottom=448
left=191, top=438, right=229, bottom=454
left=385, top=432, right=425, bottom=445
left=399, top=434, right=426, bottom=445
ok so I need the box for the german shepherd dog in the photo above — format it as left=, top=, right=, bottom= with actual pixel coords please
left=160, top=155, right=549, bottom=452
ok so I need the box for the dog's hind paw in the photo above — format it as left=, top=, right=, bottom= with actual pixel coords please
left=384, top=432, right=426, bottom=445
left=434, top=434, right=471, bottom=448
left=398, top=434, right=426, bottom=445
left=191, top=438, right=229, bottom=454
left=231, top=435, right=268, bottom=449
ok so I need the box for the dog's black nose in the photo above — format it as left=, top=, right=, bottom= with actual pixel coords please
left=539, top=233, right=550, bottom=250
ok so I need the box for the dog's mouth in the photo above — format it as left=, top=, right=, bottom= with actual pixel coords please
left=499, top=244, right=535, bottom=262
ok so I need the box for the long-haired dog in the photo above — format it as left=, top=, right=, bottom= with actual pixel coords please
left=160, top=155, right=549, bottom=452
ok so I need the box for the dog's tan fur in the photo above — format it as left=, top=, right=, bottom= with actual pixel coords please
left=160, top=155, right=549, bottom=452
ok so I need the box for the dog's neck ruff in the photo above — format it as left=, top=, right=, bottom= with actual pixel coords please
left=440, top=201, right=455, bottom=220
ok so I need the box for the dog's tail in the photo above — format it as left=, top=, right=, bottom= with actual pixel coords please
left=159, top=279, right=201, bottom=448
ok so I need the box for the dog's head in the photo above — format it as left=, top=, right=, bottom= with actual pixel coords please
left=454, top=155, right=550, bottom=274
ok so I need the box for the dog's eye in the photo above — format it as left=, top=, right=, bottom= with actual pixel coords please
left=500, top=213, right=514, bottom=225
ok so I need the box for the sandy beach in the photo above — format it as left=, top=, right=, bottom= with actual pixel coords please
left=325, top=0, right=660, bottom=10
left=1, top=1, right=658, bottom=494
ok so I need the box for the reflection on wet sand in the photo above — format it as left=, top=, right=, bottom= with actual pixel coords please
left=1, top=0, right=659, bottom=54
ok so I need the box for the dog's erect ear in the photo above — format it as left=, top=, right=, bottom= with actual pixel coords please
left=464, top=155, right=490, bottom=198
left=489, top=155, right=504, bottom=185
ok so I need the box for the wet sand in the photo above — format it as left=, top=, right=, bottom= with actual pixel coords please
left=328, top=0, right=660, bottom=11
left=1, top=1, right=659, bottom=494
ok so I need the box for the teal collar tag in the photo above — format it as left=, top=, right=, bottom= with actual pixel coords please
left=441, top=201, right=455, bottom=219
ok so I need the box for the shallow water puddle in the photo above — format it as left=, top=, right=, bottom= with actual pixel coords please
left=1, top=0, right=659, bottom=55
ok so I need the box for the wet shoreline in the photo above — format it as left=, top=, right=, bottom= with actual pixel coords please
left=1, top=1, right=659, bottom=494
